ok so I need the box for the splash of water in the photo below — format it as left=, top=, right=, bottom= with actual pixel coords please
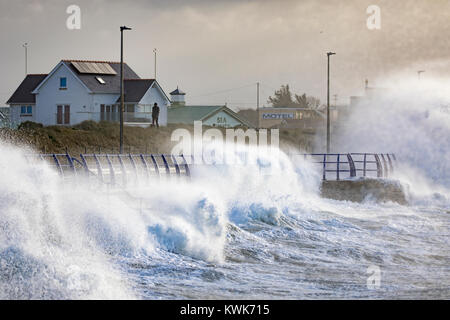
left=1, top=84, right=449, bottom=299
left=334, top=76, right=450, bottom=206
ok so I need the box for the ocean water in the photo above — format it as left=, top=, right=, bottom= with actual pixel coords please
left=0, top=78, right=449, bottom=299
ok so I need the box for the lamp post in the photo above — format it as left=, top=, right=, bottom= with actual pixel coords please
left=153, top=48, right=157, bottom=80
left=326, top=52, right=336, bottom=153
left=23, top=43, right=28, bottom=76
left=256, top=82, right=260, bottom=130
left=417, top=70, right=425, bottom=80
left=120, top=26, right=132, bottom=154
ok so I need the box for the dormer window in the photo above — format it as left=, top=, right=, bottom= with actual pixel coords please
left=96, top=76, right=106, bottom=84
left=60, top=77, right=67, bottom=89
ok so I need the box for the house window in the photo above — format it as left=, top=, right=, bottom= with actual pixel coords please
left=126, top=104, right=135, bottom=112
left=60, top=77, right=67, bottom=89
left=96, top=77, right=106, bottom=84
left=20, top=106, right=32, bottom=115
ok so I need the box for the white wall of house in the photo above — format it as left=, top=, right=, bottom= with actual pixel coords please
left=138, top=85, right=169, bottom=125
left=34, top=63, right=92, bottom=126
left=9, top=104, right=36, bottom=125
left=202, top=110, right=244, bottom=128
left=91, top=93, right=120, bottom=122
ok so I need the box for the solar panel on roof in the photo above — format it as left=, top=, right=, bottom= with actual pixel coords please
left=90, top=63, right=103, bottom=74
left=71, top=62, right=117, bottom=75
left=101, top=63, right=117, bottom=75
left=72, top=61, right=88, bottom=73
left=97, top=63, right=112, bottom=74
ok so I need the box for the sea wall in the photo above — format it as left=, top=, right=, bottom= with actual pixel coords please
left=321, top=178, right=408, bottom=204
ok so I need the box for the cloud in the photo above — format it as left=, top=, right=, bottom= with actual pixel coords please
left=0, top=0, right=449, bottom=108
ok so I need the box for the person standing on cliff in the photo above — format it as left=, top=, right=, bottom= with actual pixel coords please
left=152, top=103, right=160, bottom=128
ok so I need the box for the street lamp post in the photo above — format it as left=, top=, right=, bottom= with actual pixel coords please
left=418, top=70, right=425, bottom=80
left=120, top=26, right=132, bottom=154
left=23, top=43, right=28, bottom=76
left=256, top=82, right=260, bottom=130
left=326, top=52, right=336, bottom=153
left=153, top=48, right=157, bottom=80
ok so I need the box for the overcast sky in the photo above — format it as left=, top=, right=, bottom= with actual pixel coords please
left=0, top=0, right=449, bottom=109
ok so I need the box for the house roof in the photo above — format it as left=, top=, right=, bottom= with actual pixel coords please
left=61, top=60, right=140, bottom=94
left=168, top=105, right=254, bottom=128
left=6, top=74, right=47, bottom=104
left=7, top=60, right=170, bottom=106
left=116, top=79, right=155, bottom=103
left=170, top=87, right=185, bottom=95
left=168, top=105, right=223, bottom=123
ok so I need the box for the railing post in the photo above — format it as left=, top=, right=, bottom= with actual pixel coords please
left=52, top=154, right=64, bottom=176
left=363, top=153, right=367, bottom=177
left=181, top=154, right=191, bottom=178
left=105, top=154, right=116, bottom=185
left=386, top=154, right=394, bottom=174
left=336, top=154, right=340, bottom=180
left=139, top=154, right=151, bottom=180
left=150, top=155, right=160, bottom=178
left=65, top=152, right=76, bottom=174
left=80, top=154, right=90, bottom=177
left=374, top=154, right=383, bottom=178
left=128, top=154, right=138, bottom=182
left=171, top=155, right=181, bottom=177
left=93, top=154, right=104, bottom=183
left=347, top=153, right=356, bottom=178
left=117, top=155, right=127, bottom=186
left=380, top=154, right=388, bottom=177
left=323, top=154, right=327, bottom=181
left=161, top=155, right=171, bottom=175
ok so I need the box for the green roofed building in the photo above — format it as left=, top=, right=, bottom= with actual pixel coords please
left=168, top=88, right=254, bottom=128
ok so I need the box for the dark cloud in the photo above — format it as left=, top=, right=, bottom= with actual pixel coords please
left=0, top=0, right=449, bottom=108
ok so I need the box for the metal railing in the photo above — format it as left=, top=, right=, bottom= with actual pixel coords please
left=26, top=152, right=396, bottom=184
left=291, top=153, right=396, bottom=180
left=25, top=153, right=190, bottom=187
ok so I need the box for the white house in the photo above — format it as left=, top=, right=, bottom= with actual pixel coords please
left=7, top=60, right=170, bottom=127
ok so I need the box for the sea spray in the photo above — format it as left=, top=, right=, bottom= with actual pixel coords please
left=333, top=76, right=450, bottom=204
left=0, top=120, right=449, bottom=299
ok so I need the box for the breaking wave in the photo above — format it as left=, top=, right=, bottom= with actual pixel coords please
left=0, top=77, right=449, bottom=299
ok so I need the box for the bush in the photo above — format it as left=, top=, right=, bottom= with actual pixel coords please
left=74, top=120, right=100, bottom=131
left=18, top=121, right=43, bottom=130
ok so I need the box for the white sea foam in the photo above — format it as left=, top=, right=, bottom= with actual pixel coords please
left=0, top=76, right=449, bottom=299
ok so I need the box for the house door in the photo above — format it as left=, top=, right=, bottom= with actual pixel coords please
left=57, top=105, right=63, bottom=124
left=64, top=105, right=70, bottom=124
left=57, top=105, right=70, bottom=124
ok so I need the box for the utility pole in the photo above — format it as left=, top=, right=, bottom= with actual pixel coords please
left=326, top=52, right=336, bottom=154
left=418, top=70, right=425, bottom=80
left=120, top=26, right=132, bottom=154
left=23, top=43, right=28, bottom=76
left=153, top=48, right=157, bottom=79
left=256, top=82, right=260, bottom=130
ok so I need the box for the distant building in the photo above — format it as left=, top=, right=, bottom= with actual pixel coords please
left=170, top=87, right=186, bottom=106
left=168, top=87, right=254, bottom=128
left=0, top=106, right=10, bottom=128
left=258, top=107, right=325, bottom=131
left=6, top=60, right=170, bottom=127
left=349, top=79, right=389, bottom=109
